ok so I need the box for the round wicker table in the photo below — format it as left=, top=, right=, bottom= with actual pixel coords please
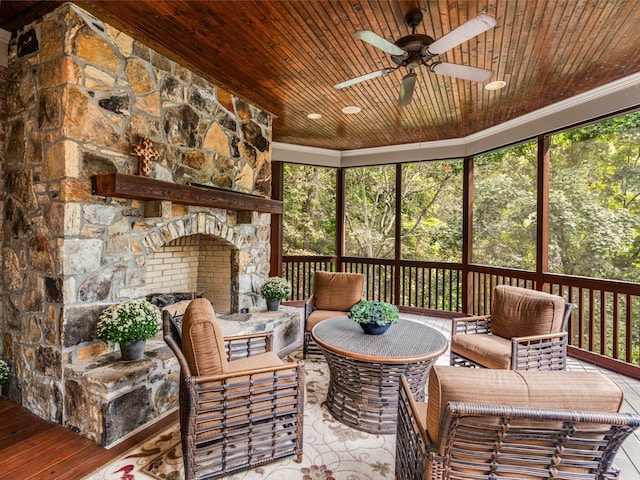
left=311, top=316, right=448, bottom=434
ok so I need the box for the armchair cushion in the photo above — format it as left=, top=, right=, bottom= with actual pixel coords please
left=306, top=309, right=346, bottom=332
left=426, top=366, right=624, bottom=446
left=490, top=285, right=566, bottom=339
left=449, top=333, right=512, bottom=369
left=312, top=271, right=364, bottom=312
left=181, top=298, right=228, bottom=376
left=228, top=351, right=284, bottom=372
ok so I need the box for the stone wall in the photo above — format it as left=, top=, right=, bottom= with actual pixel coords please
left=0, top=64, right=6, bottom=383
left=1, top=3, right=275, bottom=442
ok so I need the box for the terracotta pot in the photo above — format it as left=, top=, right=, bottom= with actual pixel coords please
left=119, top=339, right=146, bottom=361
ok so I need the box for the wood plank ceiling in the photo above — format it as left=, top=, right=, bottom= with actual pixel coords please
left=2, top=0, right=640, bottom=151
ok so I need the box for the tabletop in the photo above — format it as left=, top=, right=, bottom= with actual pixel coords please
left=311, top=316, right=448, bottom=364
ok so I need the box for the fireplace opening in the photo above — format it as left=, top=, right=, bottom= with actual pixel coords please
left=144, top=234, right=239, bottom=314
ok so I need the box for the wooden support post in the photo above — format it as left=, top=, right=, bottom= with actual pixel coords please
left=462, top=156, right=474, bottom=315
left=536, top=135, right=550, bottom=292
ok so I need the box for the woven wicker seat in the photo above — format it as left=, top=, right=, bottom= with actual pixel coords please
left=396, top=367, right=640, bottom=480
left=450, top=285, right=574, bottom=370
left=163, top=298, right=304, bottom=480
left=303, top=271, right=364, bottom=357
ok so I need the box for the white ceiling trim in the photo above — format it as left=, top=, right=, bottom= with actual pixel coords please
left=273, top=71, right=640, bottom=168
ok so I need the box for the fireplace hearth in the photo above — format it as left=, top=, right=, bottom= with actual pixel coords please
left=64, top=303, right=301, bottom=446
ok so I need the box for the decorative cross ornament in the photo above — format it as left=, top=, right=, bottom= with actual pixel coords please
left=132, top=137, right=160, bottom=176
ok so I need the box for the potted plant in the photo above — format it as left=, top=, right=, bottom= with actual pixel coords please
left=96, top=299, right=161, bottom=361
left=0, top=359, right=9, bottom=394
left=260, top=277, right=291, bottom=311
left=349, top=300, right=399, bottom=335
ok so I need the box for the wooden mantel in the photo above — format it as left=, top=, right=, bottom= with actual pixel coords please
left=92, top=173, right=283, bottom=214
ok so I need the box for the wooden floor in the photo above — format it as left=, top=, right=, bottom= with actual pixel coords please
left=0, top=398, right=177, bottom=480
left=0, top=314, right=639, bottom=479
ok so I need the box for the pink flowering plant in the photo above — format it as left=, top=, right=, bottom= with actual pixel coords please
left=96, top=299, right=161, bottom=346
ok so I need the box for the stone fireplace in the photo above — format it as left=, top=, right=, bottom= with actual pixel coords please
left=0, top=4, right=299, bottom=446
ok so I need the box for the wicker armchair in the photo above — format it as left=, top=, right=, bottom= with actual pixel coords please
left=163, top=298, right=304, bottom=480
left=396, top=367, right=640, bottom=480
left=450, top=285, right=573, bottom=370
left=303, top=271, right=364, bottom=357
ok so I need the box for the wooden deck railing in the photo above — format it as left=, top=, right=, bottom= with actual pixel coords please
left=545, top=274, right=640, bottom=369
left=282, top=255, right=640, bottom=377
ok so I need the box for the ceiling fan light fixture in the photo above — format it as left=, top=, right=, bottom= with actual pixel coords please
left=336, top=13, right=497, bottom=107
left=485, top=80, right=507, bottom=90
left=307, top=113, right=322, bottom=119
left=342, top=106, right=362, bottom=114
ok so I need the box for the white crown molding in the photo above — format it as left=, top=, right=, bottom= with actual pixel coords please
left=0, top=29, right=11, bottom=68
left=273, top=71, right=640, bottom=168
left=272, top=142, right=342, bottom=168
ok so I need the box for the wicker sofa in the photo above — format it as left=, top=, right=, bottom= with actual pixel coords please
left=396, top=366, right=640, bottom=480
left=303, top=271, right=364, bottom=357
left=163, top=298, right=305, bottom=480
left=450, top=285, right=573, bottom=370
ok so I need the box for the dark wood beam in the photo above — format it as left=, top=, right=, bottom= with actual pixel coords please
left=462, top=156, right=474, bottom=315
left=270, top=162, right=284, bottom=276
left=394, top=163, right=402, bottom=305
left=536, top=134, right=550, bottom=291
left=92, top=173, right=283, bottom=214
left=336, top=168, right=346, bottom=271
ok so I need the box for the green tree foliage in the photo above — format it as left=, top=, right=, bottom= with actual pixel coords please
left=283, top=164, right=336, bottom=255
left=549, top=112, right=640, bottom=281
left=344, top=165, right=397, bottom=258
left=338, top=161, right=464, bottom=261
left=473, top=141, right=538, bottom=269
left=401, top=161, right=463, bottom=261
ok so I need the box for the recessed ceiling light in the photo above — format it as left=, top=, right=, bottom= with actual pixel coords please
left=307, top=113, right=322, bottom=119
left=485, top=80, right=507, bottom=91
left=342, top=106, right=362, bottom=114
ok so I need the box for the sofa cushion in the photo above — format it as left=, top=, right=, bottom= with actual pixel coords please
left=426, top=366, right=624, bottom=447
left=312, top=271, right=364, bottom=312
left=450, top=333, right=512, bottom=369
left=181, top=298, right=228, bottom=376
left=490, top=285, right=566, bottom=339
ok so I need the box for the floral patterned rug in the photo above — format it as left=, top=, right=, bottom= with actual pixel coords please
left=84, top=349, right=397, bottom=480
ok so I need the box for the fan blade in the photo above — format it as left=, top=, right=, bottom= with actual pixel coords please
left=430, top=62, right=493, bottom=82
left=355, top=30, right=407, bottom=57
left=334, top=68, right=394, bottom=89
left=426, top=14, right=496, bottom=55
left=398, top=72, right=417, bottom=107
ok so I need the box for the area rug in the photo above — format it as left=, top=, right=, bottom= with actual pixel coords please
left=84, top=349, right=397, bottom=480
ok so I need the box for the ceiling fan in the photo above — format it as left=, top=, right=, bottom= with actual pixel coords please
left=334, top=11, right=497, bottom=107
